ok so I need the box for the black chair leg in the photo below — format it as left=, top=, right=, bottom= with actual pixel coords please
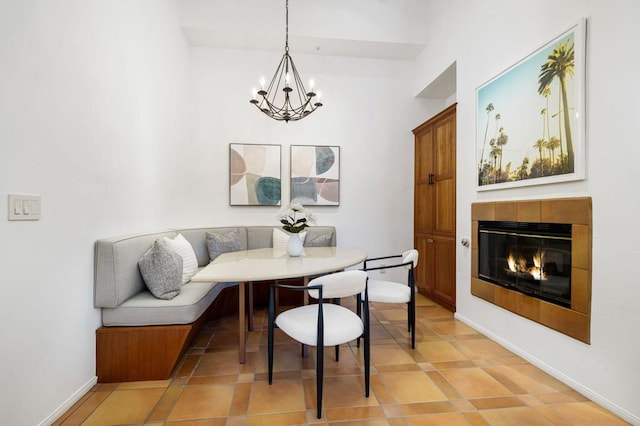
left=316, top=344, right=324, bottom=419
left=409, top=299, right=416, bottom=349
left=364, top=293, right=370, bottom=397
left=356, top=294, right=362, bottom=348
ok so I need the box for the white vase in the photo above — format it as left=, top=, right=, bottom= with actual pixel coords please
left=287, top=232, right=303, bottom=257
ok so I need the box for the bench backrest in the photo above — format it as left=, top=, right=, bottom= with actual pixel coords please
left=94, top=226, right=336, bottom=308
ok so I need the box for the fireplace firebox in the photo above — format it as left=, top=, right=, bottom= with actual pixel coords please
left=478, top=221, right=572, bottom=308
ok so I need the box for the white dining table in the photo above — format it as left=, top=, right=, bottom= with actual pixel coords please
left=191, top=246, right=368, bottom=363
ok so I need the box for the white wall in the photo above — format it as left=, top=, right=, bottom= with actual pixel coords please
left=0, top=1, right=189, bottom=424
left=414, top=0, right=640, bottom=421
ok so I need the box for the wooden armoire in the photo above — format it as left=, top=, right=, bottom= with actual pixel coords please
left=413, top=104, right=456, bottom=312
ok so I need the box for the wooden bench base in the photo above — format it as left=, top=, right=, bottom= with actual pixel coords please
left=96, top=286, right=240, bottom=383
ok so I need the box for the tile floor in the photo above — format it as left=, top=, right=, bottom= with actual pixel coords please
left=55, top=294, right=628, bottom=425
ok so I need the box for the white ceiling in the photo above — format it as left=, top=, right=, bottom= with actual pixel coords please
left=178, top=0, right=456, bottom=98
left=179, top=0, right=431, bottom=61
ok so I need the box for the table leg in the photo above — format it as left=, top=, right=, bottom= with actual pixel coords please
left=248, top=281, right=254, bottom=332
left=238, top=281, right=246, bottom=364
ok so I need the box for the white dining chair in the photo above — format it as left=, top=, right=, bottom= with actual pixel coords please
left=267, top=270, right=370, bottom=419
left=359, top=249, right=419, bottom=348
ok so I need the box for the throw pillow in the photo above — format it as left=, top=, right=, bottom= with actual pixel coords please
left=206, top=228, right=242, bottom=261
left=273, top=228, right=306, bottom=249
left=138, top=239, right=182, bottom=300
left=304, top=231, right=334, bottom=247
left=163, top=233, right=198, bottom=285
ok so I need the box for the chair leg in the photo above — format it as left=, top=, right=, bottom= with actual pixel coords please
left=335, top=345, right=339, bottom=362
left=364, top=296, right=370, bottom=397
left=316, top=341, right=324, bottom=418
left=409, top=300, right=416, bottom=349
left=356, top=294, right=362, bottom=348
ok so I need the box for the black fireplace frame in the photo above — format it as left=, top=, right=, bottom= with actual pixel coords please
left=478, top=221, right=572, bottom=308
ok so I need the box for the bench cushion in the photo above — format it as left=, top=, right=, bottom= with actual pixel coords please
left=102, top=280, right=237, bottom=326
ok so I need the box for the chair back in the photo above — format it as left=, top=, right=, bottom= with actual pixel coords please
left=402, top=249, right=419, bottom=269
left=308, top=270, right=367, bottom=299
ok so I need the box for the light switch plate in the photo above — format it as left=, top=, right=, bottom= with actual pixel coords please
left=8, top=194, right=41, bottom=221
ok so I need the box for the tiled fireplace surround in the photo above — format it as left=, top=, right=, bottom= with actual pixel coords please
left=471, top=197, right=592, bottom=344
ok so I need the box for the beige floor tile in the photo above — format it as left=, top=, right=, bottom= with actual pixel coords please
left=544, top=402, right=630, bottom=425
left=167, top=383, right=234, bottom=420
left=492, top=363, right=572, bottom=393
left=480, top=406, right=553, bottom=425
left=193, top=350, right=243, bottom=377
left=406, top=412, right=472, bottom=425
left=321, top=375, right=378, bottom=409
left=248, top=379, right=306, bottom=415
left=57, top=391, right=111, bottom=425
left=116, top=379, right=170, bottom=390
left=469, top=396, right=526, bottom=410
left=536, top=389, right=589, bottom=404
left=379, top=371, right=447, bottom=403
left=416, top=340, right=468, bottom=363
left=427, top=320, right=478, bottom=336
left=325, top=405, right=385, bottom=421
left=399, top=401, right=456, bottom=415
left=418, top=306, right=455, bottom=320
left=246, top=411, right=309, bottom=426
left=370, top=344, right=415, bottom=366
left=83, top=388, right=165, bottom=425
left=376, top=308, right=411, bottom=322
left=439, top=368, right=511, bottom=399
left=147, top=386, right=183, bottom=422
left=452, top=338, right=515, bottom=360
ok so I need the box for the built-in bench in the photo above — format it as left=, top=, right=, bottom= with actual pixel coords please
left=94, top=226, right=336, bottom=382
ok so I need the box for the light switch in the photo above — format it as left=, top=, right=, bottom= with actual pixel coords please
left=8, top=194, right=41, bottom=221
left=14, top=199, right=22, bottom=215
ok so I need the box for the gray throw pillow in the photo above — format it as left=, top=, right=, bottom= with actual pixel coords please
left=138, top=239, right=183, bottom=300
left=304, top=232, right=334, bottom=247
left=206, top=228, right=242, bottom=261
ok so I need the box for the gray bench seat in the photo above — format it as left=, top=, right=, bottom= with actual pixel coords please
left=94, top=225, right=336, bottom=383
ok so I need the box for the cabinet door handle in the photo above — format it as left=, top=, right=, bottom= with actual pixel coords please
left=427, top=239, right=434, bottom=243
left=428, top=173, right=434, bottom=185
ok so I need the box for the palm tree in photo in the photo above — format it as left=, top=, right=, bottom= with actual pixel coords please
left=538, top=40, right=575, bottom=172
left=496, top=130, right=508, bottom=181
left=479, top=103, right=494, bottom=171
left=534, top=138, right=545, bottom=176
left=547, top=136, right=561, bottom=173
left=542, top=86, right=552, bottom=143
left=514, top=157, right=530, bottom=181
left=490, top=139, right=499, bottom=183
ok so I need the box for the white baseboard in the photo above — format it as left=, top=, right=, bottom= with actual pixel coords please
left=39, top=376, right=98, bottom=426
left=454, top=313, right=639, bottom=425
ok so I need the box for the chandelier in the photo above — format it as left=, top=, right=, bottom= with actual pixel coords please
left=250, top=0, right=322, bottom=122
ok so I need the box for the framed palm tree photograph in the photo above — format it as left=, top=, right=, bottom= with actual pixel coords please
left=476, top=19, right=586, bottom=191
